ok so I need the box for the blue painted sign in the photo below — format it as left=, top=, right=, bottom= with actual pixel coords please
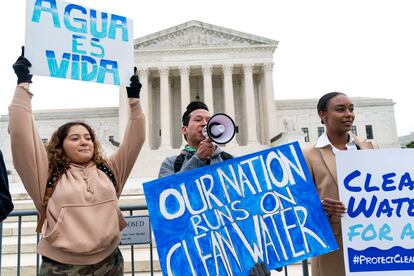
left=337, top=149, right=414, bottom=276
left=144, top=142, right=337, bottom=275
left=25, top=0, right=134, bottom=86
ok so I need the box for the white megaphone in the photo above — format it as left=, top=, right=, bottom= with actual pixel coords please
left=202, top=113, right=236, bottom=144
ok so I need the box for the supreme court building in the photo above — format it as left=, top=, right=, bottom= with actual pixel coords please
left=119, top=20, right=278, bottom=149
left=0, top=20, right=400, bottom=181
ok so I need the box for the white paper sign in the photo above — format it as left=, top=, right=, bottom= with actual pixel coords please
left=121, top=216, right=151, bottom=245
left=337, top=149, right=414, bottom=276
left=25, top=0, right=134, bottom=86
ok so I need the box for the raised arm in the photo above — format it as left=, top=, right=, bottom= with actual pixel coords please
left=8, top=49, right=48, bottom=211
left=107, top=68, right=145, bottom=194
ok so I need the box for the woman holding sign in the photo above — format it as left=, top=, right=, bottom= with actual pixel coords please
left=303, top=92, right=378, bottom=276
left=9, top=48, right=145, bottom=275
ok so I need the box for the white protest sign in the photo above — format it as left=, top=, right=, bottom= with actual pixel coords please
left=337, top=149, right=414, bottom=276
left=25, top=0, right=134, bottom=86
left=121, top=216, right=151, bottom=245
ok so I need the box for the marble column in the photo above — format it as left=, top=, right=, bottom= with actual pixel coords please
left=243, top=64, right=258, bottom=144
left=222, top=64, right=237, bottom=145
left=180, top=65, right=190, bottom=146
left=137, top=68, right=149, bottom=147
left=159, top=67, right=171, bottom=149
left=202, top=65, right=214, bottom=113
left=222, top=64, right=235, bottom=119
left=263, top=63, right=277, bottom=144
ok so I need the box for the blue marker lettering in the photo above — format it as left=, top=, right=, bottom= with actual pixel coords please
left=46, top=50, right=70, bottom=78
left=399, top=172, right=414, bottom=191
left=91, top=38, right=105, bottom=58
left=108, top=14, right=128, bottom=42
left=348, top=224, right=363, bottom=241
left=361, top=224, right=377, bottom=241
left=343, top=170, right=362, bottom=192
left=64, top=4, right=87, bottom=33
left=382, top=172, right=396, bottom=191
left=70, top=54, right=80, bottom=80
left=90, top=10, right=108, bottom=39
left=72, top=35, right=87, bottom=55
left=378, top=223, right=393, bottom=241
left=97, top=60, right=120, bottom=85
left=81, top=56, right=98, bottom=81
left=348, top=195, right=377, bottom=218
left=375, top=199, right=393, bottom=218
left=364, top=173, right=379, bottom=192
left=401, top=223, right=414, bottom=240
left=391, top=197, right=410, bottom=217
left=32, top=0, right=60, bottom=28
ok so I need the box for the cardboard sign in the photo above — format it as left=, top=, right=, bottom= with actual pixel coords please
left=143, top=142, right=337, bottom=276
left=337, top=149, right=414, bottom=276
left=25, top=0, right=134, bottom=86
left=121, top=216, right=151, bottom=245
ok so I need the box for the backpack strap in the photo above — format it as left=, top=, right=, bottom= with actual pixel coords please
left=174, top=152, right=186, bottom=173
left=97, top=163, right=118, bottom=193
left=36, top=173, right=59, bottom=233
left=220, top=151, right=233, bottom=161
left=36, top=163, right=117, bottom=233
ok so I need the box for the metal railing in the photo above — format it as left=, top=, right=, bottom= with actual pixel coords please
left=0, top=205, right=309, bottom=276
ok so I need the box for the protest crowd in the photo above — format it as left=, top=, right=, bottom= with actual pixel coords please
left=1, top=50, right=381, bottom=275
left=2, top=1, right=411, bottom=276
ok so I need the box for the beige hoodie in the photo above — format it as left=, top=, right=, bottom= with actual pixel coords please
left=8, top=86, right=145, bottom=265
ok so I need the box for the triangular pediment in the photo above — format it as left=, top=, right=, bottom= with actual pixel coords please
left=135, top=20, right=278, bottom=50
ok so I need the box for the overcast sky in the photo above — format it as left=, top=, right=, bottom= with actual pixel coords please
left=1, top=0, right=413, bottom=136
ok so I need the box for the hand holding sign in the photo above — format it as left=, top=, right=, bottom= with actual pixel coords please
left=321, top=197, right=346, bottom=218
left=13, top=46, right=33, bottom=84
left=249, top=262, right=271, bottom=276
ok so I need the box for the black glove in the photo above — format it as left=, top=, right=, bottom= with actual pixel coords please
left=12, top=46, right=32, bottom=84
left=249, top=262, right=271, bottom=276
left=126, top=67, right=142, bottom=98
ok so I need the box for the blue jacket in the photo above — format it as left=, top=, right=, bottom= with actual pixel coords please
left=0, top=150, right=14, bottom=222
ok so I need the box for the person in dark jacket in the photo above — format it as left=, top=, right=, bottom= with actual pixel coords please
left=0, top=149, right=14, bottom=222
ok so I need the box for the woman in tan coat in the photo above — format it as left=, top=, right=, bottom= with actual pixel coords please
left=303, top=92, right=378, bottom=276
left=10, top=50, right=145, bottom=275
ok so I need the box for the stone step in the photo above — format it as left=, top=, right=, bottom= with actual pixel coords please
left=1, top=221, right=38, bottom=237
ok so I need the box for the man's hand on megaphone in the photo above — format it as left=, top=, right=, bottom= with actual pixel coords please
left=197, top=138, right=214, bottom=163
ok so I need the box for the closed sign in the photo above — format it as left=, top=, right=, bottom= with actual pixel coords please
left=121, top=216, right=151, bottom=245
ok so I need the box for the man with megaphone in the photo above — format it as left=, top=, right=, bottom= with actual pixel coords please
left=158, top=101, right=234, bottom=177
left=157, top=101, right=282, bottom=275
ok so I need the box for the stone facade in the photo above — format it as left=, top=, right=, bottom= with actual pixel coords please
left=0, top=20, right=402, bottom=180
left=119, top=20, right=279, bottom=149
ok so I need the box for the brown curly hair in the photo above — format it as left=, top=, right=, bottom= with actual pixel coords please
left=46, top=122, right=106, bottom=180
